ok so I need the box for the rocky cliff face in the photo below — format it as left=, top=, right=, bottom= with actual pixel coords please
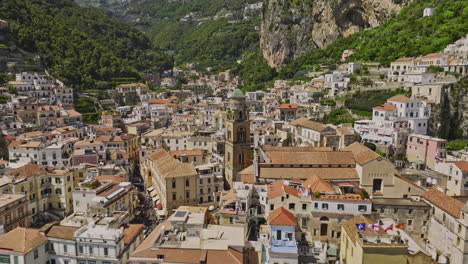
left=429, top=77, right=468, bottom=139
left=260, top=0, right=411, bottom=68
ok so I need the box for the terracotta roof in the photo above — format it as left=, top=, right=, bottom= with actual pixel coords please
left=454, top=161, right=468, bottom=172
left=264, top=151, right=355, bottom=165
left=422, top=52, right=447, bottom=58
left=239, top=165, right=255, bottom=184
left=269, top=207, right=296, bottom=226
left=289, top=117, right=329, bottom=132
left=259, top=167, right=359, bottom=180
left=373, top=103, right=397, bottom=111
left=263, top=145, right=332, bottom=152
left=302, top=175, right=334, bottom=193
left=41, top=223, right=79, bottom=240
left=169, top=149, right=204, bottom=157
left=387, top=94, right=413, bottom=102
left=147, top=99, right=173, bottom=105
left=277, top=104, right=298, bottom=109
left=123, top=224, right=144, bottom=245
left=422, top=187, right=463, bottom=219
left=95, top=176, right=125, bottom=184
left=97, top=184, right=122, bottom=197
left=0, top=228, right=48, bottom=253
left=342, top=142, right=382, bottom=165
left=148, top=149, right=197, bottom=178
left=6, top=164, right=51, bottom=179
left=394, top=57, right=413, bottom=62
left=66, top=109, right=82, bottom=117
left=267, top=181, right=301, bottom=200
left=342, top=215, right=385, bottom=245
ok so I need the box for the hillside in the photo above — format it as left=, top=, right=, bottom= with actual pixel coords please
left=279, top=0, right=468, bottom=78
left=0, top=0, right=173, bottom=90
left=75, top=0, right=262, bottom=71
left=261, top=0, right=411, bottom=68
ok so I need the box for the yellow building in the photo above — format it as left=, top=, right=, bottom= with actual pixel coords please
left=3, top=164, right=75, bottom=221
left=140, top=148, right=198, bottom=217
left=340, top=215, right=430, bottom=264
left=0, top=194, right=30, bottom=232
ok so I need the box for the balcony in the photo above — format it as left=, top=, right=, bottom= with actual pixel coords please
left=270, top=239, right=298, bottom=254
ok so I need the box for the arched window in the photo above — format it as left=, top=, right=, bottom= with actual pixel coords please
left=320, top=216, right=329, bottom=222
left=239, top=111, right=243, bottom=120
left=237, top=127, right=246, bottom=142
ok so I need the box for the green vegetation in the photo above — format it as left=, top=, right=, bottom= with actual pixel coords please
left=364, top=142, right=377, bottom=151
left=0, top=0, right=173, bottom=90
left=344, top=89, right=410, bottom=112
left=446, top=140, right=468, bottom=151
left=426, top=65, right=445, bottom=73
left=109, top=0, right=262, bottom=71
left=323, top=108, right=357, bottom=125
left=75, top=97, right=100, bottom=124
left=233, top=52, right=277, bottom=91
left=320, top=99, right=337, bottom=106
left=280, top=0, right=468, bottom=79
left=0, top=95, right=9, bottom=104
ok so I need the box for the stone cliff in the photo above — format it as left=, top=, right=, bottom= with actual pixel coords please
left=429, top=77, right=468, bottom=140
left=260, top=0, right=411, bottom=68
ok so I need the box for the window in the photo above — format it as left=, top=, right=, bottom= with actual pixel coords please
left=314, top=203, right=318, bottom=209
left=302, top=204, right=307, bottom=210
left=89, top=247, right=93, bottom=255
left=34, top=249, right=39, bottom=259
left=63, top=244, right=67, bottom=253
left=185, top=179, right=190, bottom=187
left=0, top=254, right=10, bottom=263
left=186, top=191, right=190, bottom=199
left=372, top=179, right=383, bottom=193
left=358, top=205, right=367, bottom=212
left=322, top=203, right=328, bottom=210
left=172, top=193, right=177, bottom=200
left=104, top=247, right=108, bottom=256
left=301, top=218, right=307, bottom=227
left=289, top=203, right=295, bottom=210
left=337, top=204, right=344, bottom=211
left=172, top=181, right=176, bottom=188
left=407, top=219, right=413, bottom=226
left=270, top=204, right=274, bottom=211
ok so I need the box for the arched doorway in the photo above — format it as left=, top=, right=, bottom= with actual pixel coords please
left=320, top=216, right=329, bottom=236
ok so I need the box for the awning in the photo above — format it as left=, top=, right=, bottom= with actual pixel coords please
left=413, top=160, right=425, bottom=165
left=327, top=246, right=337, bottom=256
left=147, top=186, right=155, bottom=192
left=151, top=191, right=158, bottom=197
left=152, top=195, right=160, bottom=202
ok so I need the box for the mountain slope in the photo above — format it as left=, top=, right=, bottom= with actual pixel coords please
left=0, top=0, right=172, bottom=90
left=279, top=0, right=468, bottom=78
left=76, top=0, right=262, bottom=71
left=261, top=0, right=412, bottom=68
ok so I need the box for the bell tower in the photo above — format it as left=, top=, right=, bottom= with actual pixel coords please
left=225, top=89, right=251, bottom=188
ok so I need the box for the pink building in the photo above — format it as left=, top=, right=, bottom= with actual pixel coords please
left=406, top=134, right=446, bottom=170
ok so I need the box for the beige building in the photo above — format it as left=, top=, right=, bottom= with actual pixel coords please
left=0, top=194, right=29, bottom=233
left=2, top=164, right=75, bottom=220
left=422, top=187, right=468, bottom=264
left=340, top=215, right=425, bottom=264
left=140, top=148, right=198, bottom=216
left=343, top=142, right=425, bottom=198
left=0, top=227, right=49, bottom=264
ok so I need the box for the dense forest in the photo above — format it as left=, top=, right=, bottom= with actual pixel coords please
left=76, top=0, right=261, bottom=72
left=278, top=0, right=468, bottom=78
left=0, top=0, right=173, bottom=90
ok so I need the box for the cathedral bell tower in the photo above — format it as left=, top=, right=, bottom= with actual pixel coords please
left=224, top=89, right=251, bottom=188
